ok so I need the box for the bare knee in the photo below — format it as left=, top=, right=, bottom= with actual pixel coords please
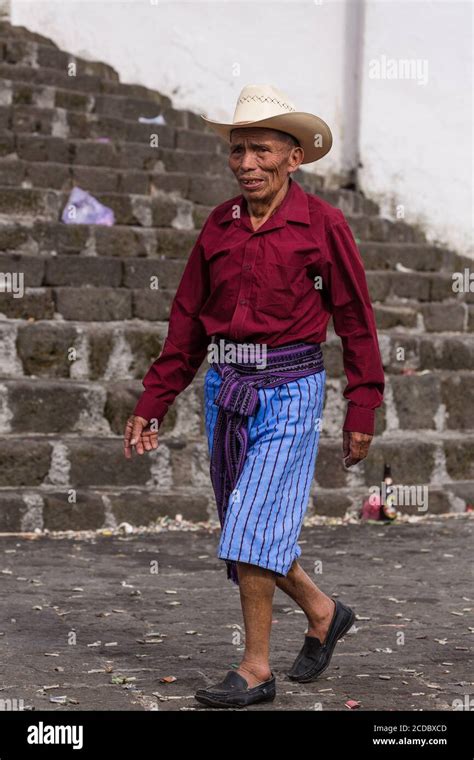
left=237, top=562, right=277, bottom=592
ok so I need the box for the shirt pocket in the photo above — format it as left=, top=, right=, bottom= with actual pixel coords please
left=256, top=259, right=306, bottom=319
left=203, top=245, right=232, bottom=289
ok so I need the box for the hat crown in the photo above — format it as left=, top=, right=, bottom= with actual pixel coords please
left=232, top=84, right=296, bottom=125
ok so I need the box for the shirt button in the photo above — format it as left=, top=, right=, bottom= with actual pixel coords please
left=243, top=264, right=251, bottom=270
left=239, top=298, right=248, bottom=305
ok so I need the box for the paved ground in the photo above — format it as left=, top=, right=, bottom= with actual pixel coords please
left=0, top=512, right=472, bottom=712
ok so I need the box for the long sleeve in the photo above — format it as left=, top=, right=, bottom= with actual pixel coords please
left=133, top=218, right=212, bottom=427
left=321, top=213, right=385, bottom=435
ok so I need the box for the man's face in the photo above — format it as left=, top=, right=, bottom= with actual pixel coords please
left=228, top=127, right=304, bottom=202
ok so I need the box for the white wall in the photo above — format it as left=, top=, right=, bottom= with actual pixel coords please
left=9, top=0, right=473, bottom=257
left=359, top=0, right=473, bottom=257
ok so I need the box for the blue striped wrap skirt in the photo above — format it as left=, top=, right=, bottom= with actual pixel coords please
left=204, top=365, right=326, bottom=580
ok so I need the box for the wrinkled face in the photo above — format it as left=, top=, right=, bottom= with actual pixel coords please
left=228, top=127, right=304, bottom=203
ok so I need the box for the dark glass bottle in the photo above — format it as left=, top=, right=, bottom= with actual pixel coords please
left=381, top=463, right=397, bottom=521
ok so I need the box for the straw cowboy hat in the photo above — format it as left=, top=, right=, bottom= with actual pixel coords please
left=201, top=83, right=333, bottom=164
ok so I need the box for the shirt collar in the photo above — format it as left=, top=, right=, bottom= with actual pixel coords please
left=216, top=176, right=311, bottom=230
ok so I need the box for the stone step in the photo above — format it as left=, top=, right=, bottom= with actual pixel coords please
left=0, top=101, right=220, bottom=151
left=366, top=270, right=473, bottom=304
left=0, top=285, right=167, bottom=321
left=0, top=185, right=192, bottom=226
left=0, top=433, right=473, bottom=495
left=2, top=130, right=334, bottom=195
left=358, top=242, right=456, bottom=272
left=0, top=61, right=176, bottom=108
left=0, top=119, right=376, bottom=215
left=0, top=248, right=471, bottom=295
left=0, top=156, right=381, bottom=215
left=0, top=290, right=472, bottom=329
left=0, top=22, right=58, bottom=49
left=0, top=106, right=219, bottom=153
left=0, top=35, right=120, bottom=82
left=0, top=364, right=473, bottom=437
left=375, top=301, right=474, bottom=331
left=0, top=487, right=214, bottom=530
left=1, top=320, right=474, bottom=380
left=0, top=216, right=427, bottom=263
left=191, top=203, right=428, bottom=243
left=0, top=480, right=470, bottom=530
left=2, top=82, right=194, bottom=132
left=0, top=222, right=199, bottom=258
left=1, top=250, right=471, bottom=304
left=5, top=132, right=230, bottom=174
left=326, top=331, right=474, bottom=373
left=0, top=159, right=242, bottom=204
left=0, top=184, right=388, bottom=233
left=4, top=130, right=329, bottom=192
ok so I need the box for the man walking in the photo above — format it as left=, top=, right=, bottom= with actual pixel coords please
left=123, top=84, right=385, bottom=708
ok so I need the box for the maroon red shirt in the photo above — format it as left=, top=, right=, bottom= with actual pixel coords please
left=133, top=177, right=385, bottom=434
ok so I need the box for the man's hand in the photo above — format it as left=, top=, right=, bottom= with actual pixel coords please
left=342, top=430, right=373, bottom=467
left=123, top=415, right=159, bottom=458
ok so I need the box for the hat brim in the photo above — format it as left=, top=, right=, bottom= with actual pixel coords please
left=200, top=111, right=332, bottom=164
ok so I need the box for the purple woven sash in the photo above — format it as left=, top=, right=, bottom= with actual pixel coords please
left=209, top=339, right=324, bottom=584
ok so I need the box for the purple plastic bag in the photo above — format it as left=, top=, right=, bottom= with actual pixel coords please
left=61, top=186, right=115, bottom=226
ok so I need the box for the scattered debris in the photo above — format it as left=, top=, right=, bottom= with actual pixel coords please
left=138, top=114, right=166, bottom=125
left=345, top=699, right=361, bottom=709
left=61, top=186, right=115, bottom=226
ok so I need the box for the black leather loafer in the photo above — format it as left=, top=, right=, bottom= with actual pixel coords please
left=287, top=599, right=355, bottom=683
left=194, top=670, right=276, bottom=708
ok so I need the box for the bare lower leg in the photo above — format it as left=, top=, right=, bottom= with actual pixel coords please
left=235, top=561, right=276, bottom=688
left=275, top=559, right=336, bottom=642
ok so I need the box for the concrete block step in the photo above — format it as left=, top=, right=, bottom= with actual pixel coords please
left=0, top=61, right=174, bottom=108
left=12, top=132, right=229, bottom=174
left=4, top=249, right=469, bottom=301
left=358, top=242, right=456, bottom=272
left=191, top=203, right=427, bottom=243
left=324, top=329, right=474, bottom=374
left=5, top=131, right=326, bottom=184
left=0, top=184, right=387, bottom=232
left=0, top=35, right=119, bottom=82
left=0, top=433, right=472, bottom=493
left=0, top=159, right=241, bottom=205
left=375, top=301, right=474, bottom=331
left=0, top=367, right=473, bottom=437
left=0, top=319, right=473, bottom=379
left=0, top=285, right=177, bottom=321
left=0, top=185, right=194, bottom=226
left=0, top=252, right=185, bottom=288
left=1, top=216, right=428, bottom=261
left=0, top=480, right=471, bottom=531
left=366, top=270, right=473, bottom=304
left=0, top=248, right=471, bottom=300
left=0, top=487, right=214, bottom=531
left=0, top=99, right=220, bottom=151
left=0, top=221, right=199, bottom=258
left=0, top=156, right=382, bottom=214
left=0, top=22, right=58, bottom=49
left=373, top=300, right=474, bottom=333
left=0, top=73, right=214, bottom=133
